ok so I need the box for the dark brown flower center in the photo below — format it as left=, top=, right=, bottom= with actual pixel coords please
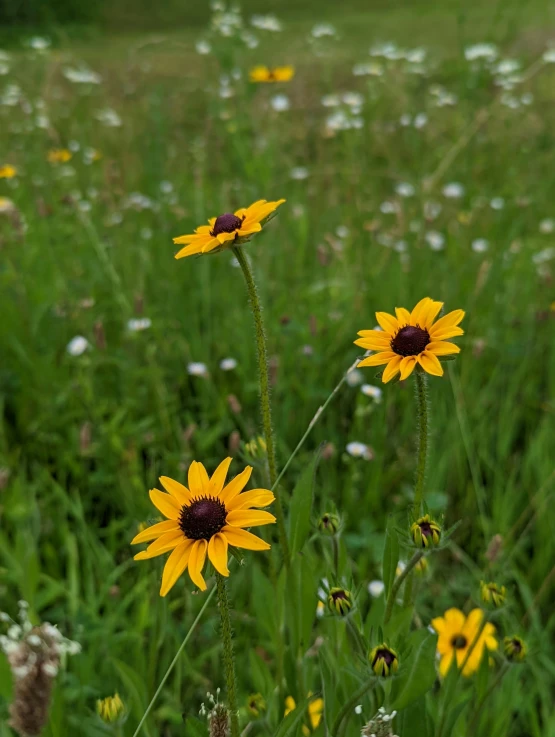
left=391, top=325, right=430, bottom=356
left=210, top=213, right=244, bottom=237
left=373, top=648, right=396, bottom=666
left=451, top=635, right=468, bottom=649
left=179, top=496, right=227, bottom=540
left=419, top=521, right=433, bottom=538
left=510, top=638, right=522, bottom=653
left=331, top=589, right=348, bottom=601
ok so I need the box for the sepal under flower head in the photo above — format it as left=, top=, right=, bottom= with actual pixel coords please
left=369, top=644, right=399, bottom=677
left=410, top=515, right=441, bottom=548
left=318, top=512, right=340, bottom=536
left=327, top=587, right=353, bottom=616
left=96, top=693, right=126, bottom=724
left=503, top=635, right=527, bottom=663
left=480, top=581, right=506, bottom=608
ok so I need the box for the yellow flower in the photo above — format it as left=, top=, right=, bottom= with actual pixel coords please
left=249, top=65, right=295, bottom=82
left=355, top=297, right=465, bottom=383
left=131, top=459, right=275, bottom=594
left=173, top=199, right=285, bottom=259
left=96, top=693, right=125, bottom=723
left=247, top=693, right=266, bottom=717
left=47, top=148, right=72, bottom=164
left=0, top=164, right=17, bottom=179
left=431, top=608, right=498, bottom=677
left=284, top=694, right=323, bottom=735
left=410, top=514, right=441, bottom=548
left=369, top=643, right=399, bottom=677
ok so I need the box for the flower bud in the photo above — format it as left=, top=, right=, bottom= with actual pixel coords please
left=480, top=581, right=506, bottom=608
left=503, top=636, right=527, bottom=663
left=369, top=644, right=399, bottom=677
left=327, top=587, right=353, bottom=616
left=96, top=693, right=125, bottom=724
left=247, top=693, right=266, bottom=717
left=318, top=512, right=340, bottom=536
left=415, top=557, right=429, bottom=575
left=410, top=515, right=441, bottom=548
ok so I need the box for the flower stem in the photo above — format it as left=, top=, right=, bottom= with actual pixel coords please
left=216, top=573, right=239, bottom=737
left=413, top=371, right=429, bottom=513
left=383, top=551, right=424, bottom=625
left=331, top=676, right=376, bottom=737
left=233, top=245, right=289, bottom=563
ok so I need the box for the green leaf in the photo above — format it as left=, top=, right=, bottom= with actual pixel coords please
left=390, top=631, right=437, bottom=710
left=319, top=649, right=338, bottom=732
left=382, top=522, right=400, bottom=598
left=441, top=695, right=471, bottom=736
left=288, top=446, right=322, bottom=557
left=396, top=695, right=433, bottom=737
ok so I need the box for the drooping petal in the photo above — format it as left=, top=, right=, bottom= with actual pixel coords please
left=409, top=297, right=433, bottom=327
left=395, top=307, right=412, bottom=325
left=226, top=489, right=275, bottom=511
left=188, top=461, right=209, bottom=496
left=399, top=356, right=417, bottom=380
left=149, top=489, right=181, bottom=520
left=159, top=476, right=192, bottom=505
left=160, top=540, right=194, bottom=597
left=417, top=351, right=444, bottom=377
left=222, top=526, right=271, bottom=550
left=188, top=539, right=208, bottom=591
left=226, top=510, right=276, bottom=528
left=208, top=457, right=233, bottom=497
left=427, top=341, right=460, bottom=355
left=134, top=530, right=184, bottom=560
left=173, top=232, right=201, bottom=245
left=375, top=311, right=399, bottom=334
left=238, top=223, right=262, bottom=236
left=200, top=238, right=220, bottom=253
left=220, top=466, right=253, bottom=504
left=216, top=231, right=237, bottom=245
left=208, top=533, right=229, bottom=576
left=358, top=351, right=397, bottom=368
left=175, top=240, right=209, bottom=259
left=131, top=520, right=179, bottom=545
left=382, top=356, right=402, bottom=383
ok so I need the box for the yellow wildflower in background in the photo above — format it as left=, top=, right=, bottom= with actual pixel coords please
left=173, top=199, right=285, bottom=259
left=0, top=164, right=17, bottom=179
left=480, top=580, right=506, bottom=608
left=47, top=149, right=72, bottom=164
left=284, top=694, right=323, bottom=736
left=355, top=297, right=465, bottom=383
left=432, top=608, right=497, bottom=677
left=131, top=459, right=275, bottom=594
left=249, top=65, right=295, bottom=82
left=96, top=693, right=125, bottom=723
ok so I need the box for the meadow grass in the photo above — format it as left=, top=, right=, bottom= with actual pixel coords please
left=1, top=1, right=555, bottom=735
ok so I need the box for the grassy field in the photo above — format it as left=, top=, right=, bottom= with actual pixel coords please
left=1, top=1, right=555, bottom=735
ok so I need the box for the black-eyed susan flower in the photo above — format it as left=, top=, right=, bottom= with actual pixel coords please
left=431, top=608, right=498, bottom=677
left=410, top=514, right=441, bottom=548
left=47, top=149, right=72, bottom=164
left=0, top=164, right=17, bottom=179
left=503, top=635, right=527, bottom=663
left=369, top=643, right=399, bottom=677
left=480, top=580, right=506, bottom=608
left=327, top=587, right=353, bottom=616
left=173, top=199, right=285, bottom=259
left=284, top=694, right=323, bottom=736
left=249, top=65, right=294, bottom=82
left=96, top=693, right=125, bottom=723
left=131, top=459, right=275, bottom=594
left=355, top=297, right=465, bottom=383
left=247, top=693, right=266, bottom=717
left=317, top=512, right=340, bottom=536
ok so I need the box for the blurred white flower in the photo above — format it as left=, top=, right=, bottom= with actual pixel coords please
left=336, top=225, right=349, bottom=238
left=490, top=197, right=505, bottom=210
left=346, top=441, right=374, bottom=460
left=413, top=113, right=428, bottom=129
left=494, top=59, right=520, bottom=76
left=66, top=336, right=89, bottom=356
left=63, top=67, right=102, bottom=84
left=196, top=40, right=212, bottom=55
left=442, top=182, right=465, bottom=199
left=290, top=166, right=309, bottom=180
left=220, top=357, right=237, bottom=371
left=250, top=14, right=282, bottom=32
left=380, top=200, right=398, bottom=214
left=321, top=94, right=340, bottom=107
left=368, top=580, right=385, bottom=597
left=472, top=238, right=489, bottom=253
left=127, top=318, right=152, bottom=332
left=464, top=43, right=498, bottom=61
left=28, top=37, right=51, bottom=51
left=539, top=218, right=555, bottom=234
left=346, top=368, right=364, bottom=387
left=311, top=23, right=336, bottom=38
left=353, top=61, right=383, bottom=76
left=425, top=231, right=445, bottom=251
left=542, top=48, right=555, bottom=63
left=271, top=94, right=290, bottom=112
left=361, top=384, right=382, bottom=401
left=396, top=182, right=415, bottom=197
left=95, top=108, right=122, bottom=127
left=532, top=247, right=555, bottom=264
left=188, top=362, right=209, bottom=377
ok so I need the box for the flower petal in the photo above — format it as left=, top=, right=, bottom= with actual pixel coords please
left=134, top=530, right=184, bottom=560
left=417, top=351, right=444, bottom=377
left=188, top=539, right=208, bottom=591
left=149, top=489, right=181, bottom=520
left=354, top=335, right=391, bottom=351
left=188, top=461, right=209, bottom=496
left=399, top=356, right=417, bottom=381
left=422, top=300, right=444, bottom=328
left=427, top=341, right=460, bottom=356
left=410, top=297, right=433, bottom=326
left=358, top=351, right=397, bottom=368
left=429, top=309, right=465, bottom=335
left=175, top=241, right=208, bottom=259
left=375, top=311, right=398, bottom=334
left=220, top=466, right=253, bottom=504
left=443, top=608, right=466, bottom=631
left=439, top=652, right=455, bottom=678
left=216, top=231, right=237, bottom=245
left=131, top=520, right=179, bottom=545
left=395, top=307, right=412, bottom=325
left=200, top=238, right=220, bottom=253
left=159, top=476, right=192, bottom=505
left=208, top=533, right=229, bottom=576
left=226, top=489, right=275, bottom=511
left=222, top=525, right=271, bottom=550
left=428, top=327, right=464, bottom=341
left=160, top=540, right=194, bottom=597
left=382, top=356, right=402, bottom=383
left=226, top=510, right=276, bottom=528
left=208, top=457, right=233, bottom=497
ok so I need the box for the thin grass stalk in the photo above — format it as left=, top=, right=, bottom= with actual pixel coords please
left=216, top=573, right=239, bottom=737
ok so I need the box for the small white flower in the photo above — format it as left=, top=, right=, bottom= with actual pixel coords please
left=380, top=201, right=398, bottom=214
left=539, top=218, right=555, bottom=234
left=472, top=238, right=489, bottom=253
left=368, top=580, right=385, bottom=597
left=336, top=225, right=349, bottom=238
left=396, top=182, right=415, bottom=197
left=250, top=14, right=282, bottom=32
left=188, top=362, right=209, bottom=377
left=95, top=108, right=122, bottom=127
left=346, top=368, right=364, bottom=387
left=353, top=61, right=383, bottom=76
left=42, top=663, right=58, bottom=677
left=490, top=197, right=505, bottom=210
left=542, top=48, right=555, bottom=63
left=270, top=94, right=290, bottom=112
left=442, top=182, right=465, bottom=199
left=220, top=357, right=237, bottom=371
left=354, top=704, right=363, bottom=714
left=321, top=94, right=340, bottom=108
left=290, top=166, right=309, bottom=180
left=361, top=384, right=382, bottom=401
left=311, top=23, right=336, bottom=38
left=494, top=59, right=520, bottom=76
left=196, top=40, right=212, bottom=55
left=413, top=112, right=428, bottom=129
left=127, top=318, right=152, bottom=332
left=464, top=43, right=498, bottom=61
left=63, top=67, right=102, bottom=84
left=346, top=441, right=373, bottom=460
left=532, top=247, right=555, bottom=265
left=425, top=231, right=445, bottom=251
left=8, top=625, right=22, bottom=640
left=66, top=336, right=89, bottom=356
left=27, top=634, right=41, bottom=647
left=28, top=36, right=51, bottom=51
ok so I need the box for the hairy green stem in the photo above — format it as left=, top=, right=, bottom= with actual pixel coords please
left=331, top=676, right=376, bottom=737
left=216, top=573, right=240, bottom=737
left=413, top=371, right=429, bottom=513
left=233, top=246, right=289, bottom=563
left=383, top=551, right=424, bottom=625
